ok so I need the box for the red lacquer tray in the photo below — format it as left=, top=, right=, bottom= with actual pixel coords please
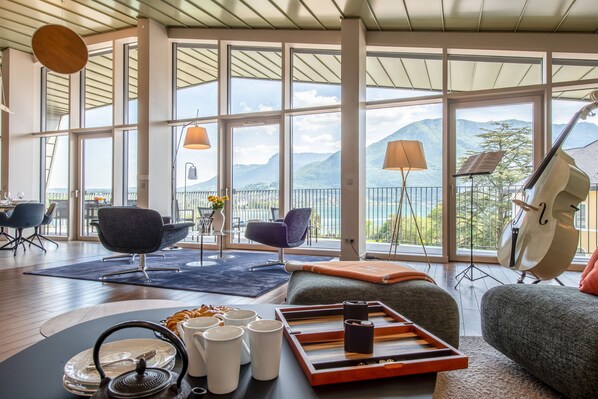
left=275, top=301, right=467, bottom=386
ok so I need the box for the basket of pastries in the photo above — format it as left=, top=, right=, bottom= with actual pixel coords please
left=163, top=304, right=238, bottom=337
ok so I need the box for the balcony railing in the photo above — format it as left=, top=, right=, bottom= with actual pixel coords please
left=44, top=184, right=597, bottom=256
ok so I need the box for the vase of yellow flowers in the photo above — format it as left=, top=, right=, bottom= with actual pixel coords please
left=207, top=195, right=229, bottom=233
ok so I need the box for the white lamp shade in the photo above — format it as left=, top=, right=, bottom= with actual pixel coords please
left=183, top=126, right=211, bottom=149
left=188, top=165, right=198, bottom=180
left=383, top=140, right=427, bottom=171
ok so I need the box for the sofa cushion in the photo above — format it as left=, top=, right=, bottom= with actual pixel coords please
left=482, top=284, right=598, bottom=399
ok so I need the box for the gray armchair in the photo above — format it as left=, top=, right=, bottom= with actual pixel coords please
left=244, top=208, right=311, bottom=271
left=91, top=207, right=193, bottom=279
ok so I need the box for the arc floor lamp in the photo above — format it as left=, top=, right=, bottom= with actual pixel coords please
left=171, top=119, right=211, bottom=222
left=383, top=140, right=431, bottom=268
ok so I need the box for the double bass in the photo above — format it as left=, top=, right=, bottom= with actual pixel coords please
left=497, top=93, right=598, bottom=280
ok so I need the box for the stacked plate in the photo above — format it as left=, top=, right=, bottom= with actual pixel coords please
left=62, top=338, right=177, bottom=397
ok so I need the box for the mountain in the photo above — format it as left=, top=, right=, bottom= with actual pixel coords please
left=187, top=118, right=598, bottom=190
left=186, top=152, right=332, bottom=190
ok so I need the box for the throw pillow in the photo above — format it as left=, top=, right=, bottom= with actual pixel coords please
left=579, top=247, right=598, bottom=295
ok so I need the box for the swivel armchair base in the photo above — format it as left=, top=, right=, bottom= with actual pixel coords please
left=250, top=248, right=287, bottom=271
left=100, top=254, right=180, bottom=280
left=101, top=253, right=165, bottom=263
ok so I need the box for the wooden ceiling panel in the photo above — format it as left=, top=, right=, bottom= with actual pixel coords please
left=3, top=1, right=98, bottom=34
left=268, top=0, right=326, bottom=29
left=334, top=0, right=382, bottom=30
left=555, top=0, right=598, bottom=32
left=227, top=0, right=302, bottom=29
left=442, top=0, right=485, bottom=30
left=369, top=0, right=412, bottom=30
left=402, top=0, right=444, bottom=30
left=2, top=1, right=598, bottom=55
left=478, top=0, right=527, bottom=31
left=9, top=0, right=109, bottom=33
left=208, top=0, right=276, bottom=28
left=516, top=0, right=574, bottom=32
left=299, top=0, right=344, bottom=28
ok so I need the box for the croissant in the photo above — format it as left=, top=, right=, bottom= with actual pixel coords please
left=164, top=305, right=237, bottom=336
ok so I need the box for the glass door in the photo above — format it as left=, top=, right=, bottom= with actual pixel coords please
left=226, top=119, right=281, bottom=246
left=449, top=96, right=541, bottom=261
left=78, top=135, right=113, bottom=238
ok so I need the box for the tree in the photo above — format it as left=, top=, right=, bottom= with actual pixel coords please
left=456, top=121, right=533, bottom=249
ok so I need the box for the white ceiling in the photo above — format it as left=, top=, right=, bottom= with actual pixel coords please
left=2, top=0, right=598, bottom=54
left=4, top=0, right=598, bottom=115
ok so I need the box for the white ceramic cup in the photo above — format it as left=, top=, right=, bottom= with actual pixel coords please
left=192, top=326, right=248, bottom=395
left=176, top=317, right=221, bottom=377
left=246, top=319, right=284, bottom=381
left=223, top=309, right=259, bottom=365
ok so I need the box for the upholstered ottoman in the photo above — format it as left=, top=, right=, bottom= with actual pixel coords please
left=286, top=271, right=460, bottom=348
left=481, top=284, right=598, bottom=399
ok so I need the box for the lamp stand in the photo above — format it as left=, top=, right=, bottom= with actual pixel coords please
left=388, top=168, right=431, bottom=269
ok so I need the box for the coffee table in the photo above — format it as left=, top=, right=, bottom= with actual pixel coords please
left=0, top=304, right=436, bottom=398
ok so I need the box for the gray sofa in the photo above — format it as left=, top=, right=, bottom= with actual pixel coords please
left=481, top=284, right=598, bottom=399
left=286, top=271, right=460, bottom=348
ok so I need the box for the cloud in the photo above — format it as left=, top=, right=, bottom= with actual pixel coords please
left=293, top=89, right=340, bottom=108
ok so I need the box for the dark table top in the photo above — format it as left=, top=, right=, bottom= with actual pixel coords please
left=0, top=304, right=435, bottom=399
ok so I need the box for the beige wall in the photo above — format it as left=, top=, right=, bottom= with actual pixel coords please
left=1, top=48, right=40, bottom=200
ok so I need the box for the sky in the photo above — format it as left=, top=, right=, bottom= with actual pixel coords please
left=47, top=80, right=598, bottom=191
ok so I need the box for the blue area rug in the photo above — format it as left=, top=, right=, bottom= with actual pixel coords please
left=25, top=250, right=332, bottom=297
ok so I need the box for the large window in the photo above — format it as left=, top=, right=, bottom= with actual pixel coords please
left=453, top=101, right=534, bottom=257
left=84, top=50, right=113, bottom=128
left=124, top=130, right=137, bottom=205
left=292, top=112, right=341, bottom=249
left=229, top=47, right=281, bottom=114
left=292, top=49, right=341, bottom=108
left=42, top=136, right=69, bottom=236
left=43, top=69, right=69, bottom=131
left=366, top=104, right=443, bottom=255
left=366, top=52, right=442, bottom=101
left=125, top=45, right=137, bottom=124
left=175, top=44, right=218, bottom=119
left=552, top=88, right=598, bottom=258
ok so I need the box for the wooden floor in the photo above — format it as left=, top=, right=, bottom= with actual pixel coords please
left=0, top=242, right=581, bottom=362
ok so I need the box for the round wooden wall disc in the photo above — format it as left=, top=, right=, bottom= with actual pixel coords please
left=32, top=25, right=88, bottom=74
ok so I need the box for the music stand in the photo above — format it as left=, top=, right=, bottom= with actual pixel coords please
left=454, top=151, right=505, bottom=288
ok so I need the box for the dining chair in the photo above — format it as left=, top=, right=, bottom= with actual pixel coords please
left=26, top=203, right=59, bottom=250
left=0, top=203, right=46, bottom=256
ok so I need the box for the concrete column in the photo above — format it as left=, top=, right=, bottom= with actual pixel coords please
left=340, top=18, right=366, bottom=260
left=1, top=48, right=39, bottom=200
left=137, top=17, right=171, bottom=214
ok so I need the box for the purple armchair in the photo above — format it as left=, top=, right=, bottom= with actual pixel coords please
left=244, top=208, right=312, bottom=271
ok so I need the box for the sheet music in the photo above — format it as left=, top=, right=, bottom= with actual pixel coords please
left=454, top=151, right=505, bottom=177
